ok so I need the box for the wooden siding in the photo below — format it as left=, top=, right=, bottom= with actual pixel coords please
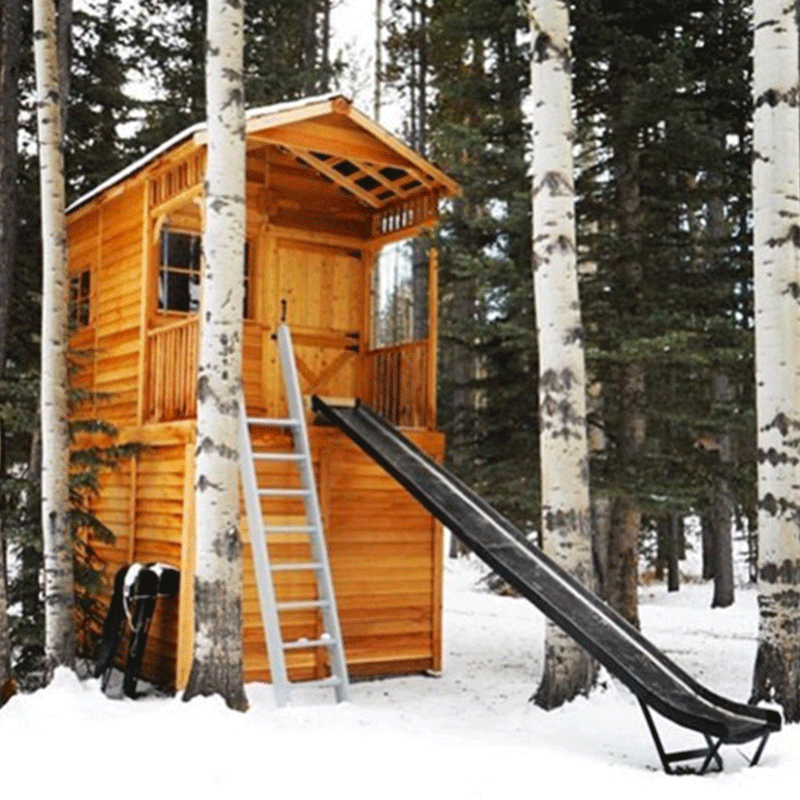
left=85, top=424, right=443, bottom=689
left=132, top=444, right=184, bottom=683
left=67, top=106, right=453, bottom=692
left=84, top=189, right=145, bottom=427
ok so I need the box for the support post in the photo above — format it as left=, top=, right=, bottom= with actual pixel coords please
left=638, top=700, right=723, bottom=775
left=426, top=246, right=438, bottom=429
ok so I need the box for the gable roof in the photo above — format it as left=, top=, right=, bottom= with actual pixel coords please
left=67, top=94, right=459, bottom=216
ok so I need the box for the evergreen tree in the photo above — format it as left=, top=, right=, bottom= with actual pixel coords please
left=572, top=0, right=754, bottom=620
left=133, top=0, right=338, bottom=151
left=65, top=0, right=140, bottom=198
left=409, top=0, right=537, bottom=532
left=0, top=0, right=23, bottom=699
left=3, top=0, right=145, bottom=686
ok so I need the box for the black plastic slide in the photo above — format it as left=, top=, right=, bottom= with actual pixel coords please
left=312, top=397, right=781, bottom=772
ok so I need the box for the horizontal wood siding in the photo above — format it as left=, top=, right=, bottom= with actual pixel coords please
left=82, top=422, right=443, bottom=691
left=241, top=425, right=444, bottom=683
left=78, top=459, right=134, bottom=670
left=93, top=189, right=144, bottom=427
left=68, top=128, right=447, bottom=691
left=132, top=444, right=184, bottom=685
left=68, top=211, right=99, bottom=420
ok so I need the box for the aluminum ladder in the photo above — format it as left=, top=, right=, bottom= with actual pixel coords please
left=238, top=323, right=349, bottom=706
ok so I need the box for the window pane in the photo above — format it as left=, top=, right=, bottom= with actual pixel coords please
left=159, top=228, right=202, bottom=312
left=372, top=239, right=429, bottom=347
left=162, top=230, right=201, bottom=273
left=159, top=270, right=193, bottom=312
left=69, top=269, right=91, bottom=332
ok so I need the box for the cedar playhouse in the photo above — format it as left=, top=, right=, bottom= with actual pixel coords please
left=67, top=95, right=460, bottom=690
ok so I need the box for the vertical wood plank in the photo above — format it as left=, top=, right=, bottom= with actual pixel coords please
left=136, top=183, right=152, bottom=424
left=358, top=248, right=374, bottom=401
left=175, top=441, right=196, bottom=690
left=127, top=454, right=137, bottom=563
left=427, top=247, right=439, bottom=429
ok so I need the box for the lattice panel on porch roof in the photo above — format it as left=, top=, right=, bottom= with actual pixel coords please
left=282, top=144, right=438, bottom=209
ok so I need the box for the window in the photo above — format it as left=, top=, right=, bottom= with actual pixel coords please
left=371, top=239, right=429, bottom=348
left=158, top=228, right=202, bottom=313
left=158, top=228, right=252, bottom=317
left=69, top=268, right=91, bottom=332
left=243, top=242, right=252, bottom=319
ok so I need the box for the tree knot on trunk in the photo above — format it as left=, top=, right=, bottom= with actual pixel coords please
left=764, top=411, right=798, bottom=438
left=196, top=474, right=222, bottom=493
left=759, top=560, right=800, bottom=586
left=757, top=446, right=799, bottom=468
left=758, top=491, right=800, bottom=520
left=543, top=507, right=587, bottom=535
left=213, top=526, right=242, bottom=562
left=534, top=32, right=552, bottom=63
left=755, top=84, right=800, bottom=110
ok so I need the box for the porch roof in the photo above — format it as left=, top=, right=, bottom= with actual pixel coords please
left=67, top=94, right=460, bottom=221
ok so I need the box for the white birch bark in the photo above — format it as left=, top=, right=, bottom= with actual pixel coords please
left=33, top=0, right=74, bottom=672
left=750, top=0, right=800, bottom=722
left=526, top=0, right=595, bottom=709
left=182, top=0, right=247, bottom=711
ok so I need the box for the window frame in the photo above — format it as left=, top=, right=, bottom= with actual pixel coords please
left=155, top=226, right=252, bottom=318
left=68, top=266, right=93, bottom=333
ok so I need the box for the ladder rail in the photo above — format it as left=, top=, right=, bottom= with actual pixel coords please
left=237, top=324, right=350, bottom=706
left=276, top=324, right=350, bottom=702
left=237, top=389, right=291, bottom=707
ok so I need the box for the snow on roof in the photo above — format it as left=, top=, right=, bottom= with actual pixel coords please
left=66, top=92, right=344, bottom=215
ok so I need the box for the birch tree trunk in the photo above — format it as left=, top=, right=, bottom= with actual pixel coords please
left=33, top=0, right=74, bottom=673
left=750, top=0, right=800, bottom=722
left=526, top=0, right=595, bottom=709
left=182, top=0, right=247, bottom=711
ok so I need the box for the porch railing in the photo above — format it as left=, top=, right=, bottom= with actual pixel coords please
left=363, top=340, right=434, bottom=429
left=145, top=316, right=199, bottom=421
left=145, top=320, right=437, bottom=431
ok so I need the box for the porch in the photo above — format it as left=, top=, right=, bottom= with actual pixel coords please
left=144, top=318, right=438, bottom=430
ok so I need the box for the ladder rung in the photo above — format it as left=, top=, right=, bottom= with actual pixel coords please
left=238, top=327, right=349, bottom=707
left=252, top=452, right=305, bottom=462
left=247, top=417, right=300, bottom=427
left=271, top=561, right=323, bottom=572
left=282, top=635, right=336, bottom=650
left=265, top=525, right=315, bottom=534
left=288, top=676, right=342, bottom=690
left=277, top=600, right=330, bottom=612
left=258, top=488, right=310, bottom=497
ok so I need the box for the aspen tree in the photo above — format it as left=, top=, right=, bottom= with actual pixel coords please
left=182, top=0, right=247, bottom=710
left=526, top=0, right=595, bottom=708
left=33, top=0, right=75, bottom=672
left=750, top=0, right=800, bottom=722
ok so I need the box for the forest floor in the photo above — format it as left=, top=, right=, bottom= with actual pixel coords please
left=1, top=556, right=797, bottom=798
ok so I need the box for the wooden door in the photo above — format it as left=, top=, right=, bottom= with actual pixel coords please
left=271, top=239, right=364, bottom=410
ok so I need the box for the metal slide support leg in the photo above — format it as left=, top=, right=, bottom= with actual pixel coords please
left=698, top=735, right=724, bottom=775
left=748, top=733, right=770, bottom=767
left=638, top=700, right=723, bottom=774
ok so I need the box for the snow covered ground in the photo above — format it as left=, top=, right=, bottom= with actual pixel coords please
left=1, top=558, right=796, bottom=798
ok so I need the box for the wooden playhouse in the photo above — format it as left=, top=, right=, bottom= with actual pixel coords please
left=66, top=94, right=460, bottom=689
